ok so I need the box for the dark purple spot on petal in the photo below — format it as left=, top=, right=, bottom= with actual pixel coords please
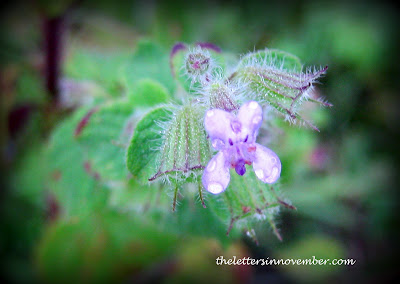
left=229, top=138, right=233, bottom=146
left=244, top=135, right=248, bottom=143
left=235, top=160, right=246, bottom=176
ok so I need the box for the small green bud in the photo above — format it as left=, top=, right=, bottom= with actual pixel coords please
left=184, top=47, right=216, bottom=85
left=149, top=104, right=212, bottom=183
left=235, top=49, right=330, bottom=131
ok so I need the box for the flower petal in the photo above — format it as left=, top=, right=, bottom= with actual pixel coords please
left=252, top=144, right=281, bottom=184
left=204, top=109, right=235, bottom=147
left=237, top=101, right=263, bottom=143
left=202, top=151, right=230, bottom=194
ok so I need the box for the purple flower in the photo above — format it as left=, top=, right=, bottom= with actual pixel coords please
left=202, top=101, right=281, bottom=194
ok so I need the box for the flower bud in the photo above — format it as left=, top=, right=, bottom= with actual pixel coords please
left=184, top=47, right=215, bottom=84
left=203, top=82, right=239, bottom=112
left=149, top=104, right=212, bottom=183
left=235, top=49, right=330, bottom=131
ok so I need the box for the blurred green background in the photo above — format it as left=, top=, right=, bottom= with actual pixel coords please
left=1, top=0, right=399, bottom=283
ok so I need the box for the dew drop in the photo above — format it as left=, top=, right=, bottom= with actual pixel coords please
left=255, top=169, right=264, bottom=180
left=249, top=101, right=259, bottom=109
left=271, top=167, right=279, bottom=180
left=252, top=115, right=262, bottom=124
left=207, top=160, right=216, bottom=172
left=212, top=139, right=224, bottom=149
left=208, top=182, right=224, bottom=194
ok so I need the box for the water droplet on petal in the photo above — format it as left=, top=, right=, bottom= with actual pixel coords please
left=208, top=182, right=224, bottom=194
left=249, top=101, right=259, bottom=109
left=255, top=169, right=264, bottom=180
left=257, top=167, right=280, bottom=183
left=211, top=138, right=224, bottom=149
left=207, top=160, right=216, bottom=172
left=252, top=115, right=262, bottom=124
left=270, top=167, right=279, bottom=182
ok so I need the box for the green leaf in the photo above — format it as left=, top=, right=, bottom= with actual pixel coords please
left=123, top=40, right=175, bottom=97
left=128, top=78, right=171, bottom=107
left=238, top=49, right=302, bottom=72
left=45, top=107, right=109, bottom=218
left=109, top=178, right=169, bottom=214
left=126, top=106, right=174, bottom=183
left=64, top=47, right=131, bottom=96
left=76, top=99, right=135, bottom=181
left=8, top=144, right=47, bottom=207
left=58, top=78, right=108, bottom=108
left=36, top=209, right=178, bottom=284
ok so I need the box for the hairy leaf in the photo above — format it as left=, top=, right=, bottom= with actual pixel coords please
left=36, top=209, right=177, bottom=284
left=46, top=107, right=109, bottom=217
left=76, top=99, right=135, bottom=181
left=126, top=106, right=174, bottom=183
left=128, top=78, right=171, bottom=107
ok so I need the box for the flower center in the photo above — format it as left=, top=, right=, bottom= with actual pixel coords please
left=235, top=159, right=246, bottom=176
left=226, top=142, right=255, bottom=176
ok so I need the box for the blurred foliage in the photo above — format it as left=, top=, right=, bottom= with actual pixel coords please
left=1, top=0, right=399, bottom=283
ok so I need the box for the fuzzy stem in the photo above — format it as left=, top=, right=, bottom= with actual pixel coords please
left=172, top=185, right=178, bottom=212
left=198, top=183, right=206, bottom=208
